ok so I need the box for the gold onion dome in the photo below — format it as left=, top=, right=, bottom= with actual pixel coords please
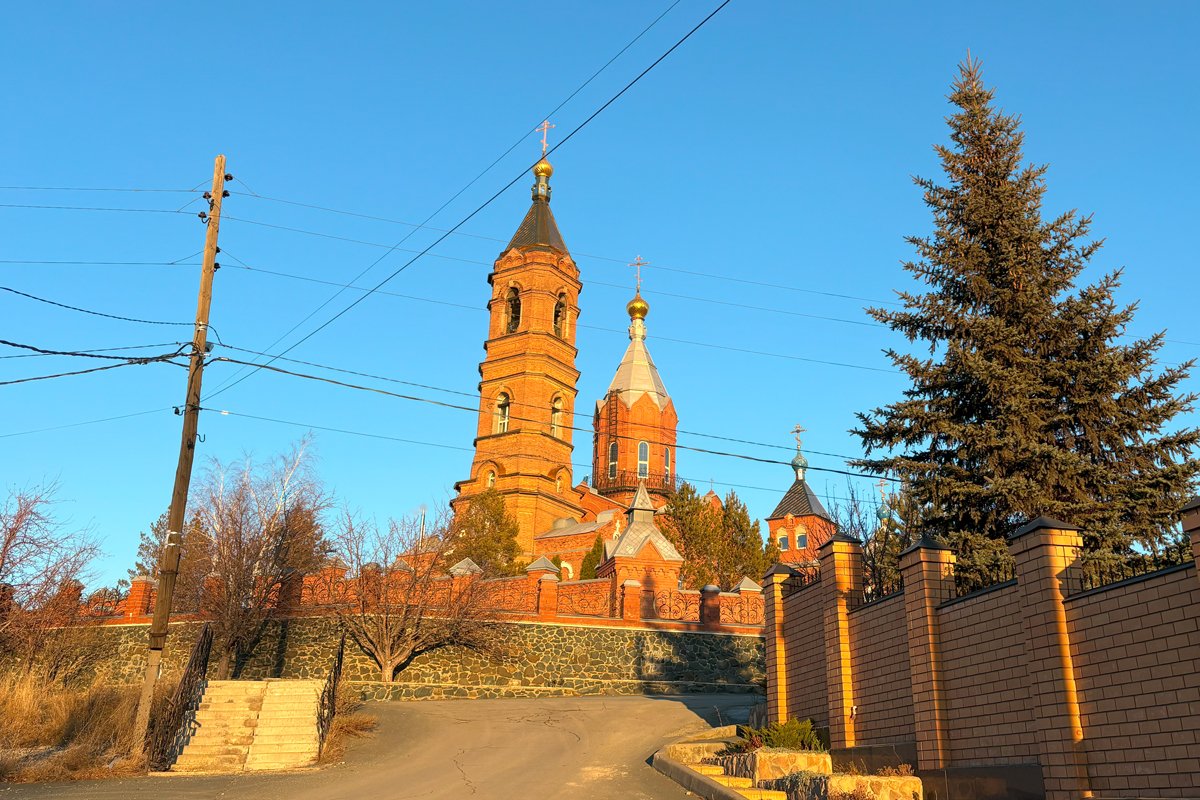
left=533, top=158, right=554, bottom=178
left=627, top=292, right=649, bottom=321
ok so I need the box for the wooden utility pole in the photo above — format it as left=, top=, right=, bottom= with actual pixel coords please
left=133, top=154, right=228, bottom=741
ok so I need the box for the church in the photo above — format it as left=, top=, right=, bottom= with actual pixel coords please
left=450, top=148, right=832, bottom=580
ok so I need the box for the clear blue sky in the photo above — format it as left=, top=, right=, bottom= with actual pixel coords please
left=3, top=2, right=1198, bottom=588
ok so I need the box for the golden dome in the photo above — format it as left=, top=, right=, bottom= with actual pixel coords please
left=627, top=292, right=649, bottom=321
left=533, top=158, right=553, bottom=178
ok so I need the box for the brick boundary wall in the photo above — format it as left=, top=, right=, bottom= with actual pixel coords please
left=764, top=504, right=1200, bottom=800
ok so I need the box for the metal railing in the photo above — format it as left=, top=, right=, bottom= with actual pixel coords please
left=590, top=469, right=677, bottom=494
left=146, top=623, right=213, bottom=771
left=953, top=555, right=1016, bottom=598
left=317, top=633, right=346, bottom=755
left=1070, top=541, right=1193, bottom=596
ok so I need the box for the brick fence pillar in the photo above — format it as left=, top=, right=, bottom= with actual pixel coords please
left=1009, top=517, right=1092, bottom=800
left=620, top=580, right=642, bottom=622
left=899, top=536, right=955, bottom=770
left=536, top=574, right=559, bottom=619
left=699, top=585, right=722, bottom=630
left=1182, top=497, right=1200, bottom=588
left=127, top=575, right=156, bottom=618
left=818, top=533, right=863, bottom=749
left=763, top=564, right=798, bottom=724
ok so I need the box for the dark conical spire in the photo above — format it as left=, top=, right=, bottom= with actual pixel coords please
left=505, top=158, right=567, bottom=253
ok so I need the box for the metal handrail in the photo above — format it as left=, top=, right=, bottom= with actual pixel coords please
left=146, top=623, right=213, bottom=771
left=317, top=633, right=346, bottom=754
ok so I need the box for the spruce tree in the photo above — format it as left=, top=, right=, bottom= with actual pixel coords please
left=854, top=59, right=1198, bottom=580
left=449, top=489, right=524, bottom=576
left=661, top=482, right=776, bottom=589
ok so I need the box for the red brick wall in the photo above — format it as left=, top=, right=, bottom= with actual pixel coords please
left=937, top=584, right=1038, bottom=765
left=780, top=581, right=827, bottom=728
left=1066, top=564, right=1200, bottom=796
left=848, top=595, right=913, bottom=744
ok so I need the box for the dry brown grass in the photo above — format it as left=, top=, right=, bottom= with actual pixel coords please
left=0, top=672, right=160, bottom=782
left=318, top=683, right=377, bottom=764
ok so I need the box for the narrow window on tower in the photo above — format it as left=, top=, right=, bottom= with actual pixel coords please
left=608, top=441, right=618, bottom=479
left=551, top=397, right=563, bottom=438
left=778, top=535, right=790, bottom=552
left=664, top=447, right=671, bottom=482
left=495, top=393, right=511, bottom=434
left=486, top=470, right=496, bottom=488
left=505, top=287, right=521, bottom=334
left=638, top=441, right=649, bottom=478
left=553, top=293, right=567, bottom=338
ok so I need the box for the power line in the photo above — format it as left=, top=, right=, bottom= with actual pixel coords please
left=208, top=355, right=896, bottom=482
left=214, top=256, right=901, bottom=373
left=211, top=342, right=869, bottom=461
left=203, top=2, right=681, bottom=399
left=0, top=186, right=197, bottom=193
left=0, top=407, right=169, bottom=439
left=202, top=0, right=731, bottom=402
left=0, top=203, right=193, bottom=215
left=0, top=339, right=185, bottom=361
left=2, top=286, right=194, bottom=328
left=0, top=342, right=179, bottom=360
left=0, top=357, right=182, bottom=387
left=205, top=406, right=876, bottom=502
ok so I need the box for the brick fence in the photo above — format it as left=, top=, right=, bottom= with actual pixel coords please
left=764, top=501, right=1200, bottom=800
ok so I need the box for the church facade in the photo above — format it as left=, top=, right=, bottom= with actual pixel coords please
left=452, top=153, right=828, bottom=580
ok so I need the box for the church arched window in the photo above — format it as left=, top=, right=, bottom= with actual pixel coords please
left=495, top=393, right=511, bottom=434
left=505, top=287, right=521, bottom=334
left=551, top=397, right=564, bottom=438
left=664, top=447, right=671, bottom=482
left=553, top=293, right=567, bottom=338
left=637, top=441, right=649, bottom=478
left=608, top=441, right=618, bottom=479
left=778, top=535, right=790, bottom=552
left=486, top=470, right=496, bottom=488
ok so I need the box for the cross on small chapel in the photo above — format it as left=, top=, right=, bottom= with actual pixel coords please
left=536, top=119, right=555, bottom=156
left=792, top=423, right=806, bottom=450
left=877, top=478, right=889, bottom=501
left=629, top=256, right=648, bottom=292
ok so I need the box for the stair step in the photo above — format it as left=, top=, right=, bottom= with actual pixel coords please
left=735, top=791, right=788, bottom=800
left=176, top=744, right=252, bottom=757
left=714, top=775, right=754, bottom=788
left=252, top=733, right=317, bottom=744
left=248, top=741, right=319, bottom=754
left=173, top=754, right=246, bottom=770
left=689, top=764, right=726, bottom=776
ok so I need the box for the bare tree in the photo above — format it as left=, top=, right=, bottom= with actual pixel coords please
left=827, top=481, right=912, bottom=597
left=323, top=509, right=503, bottom=683
left=195, top=440, right=329, bottom=678
left=0, top=483, right=100, bottom=668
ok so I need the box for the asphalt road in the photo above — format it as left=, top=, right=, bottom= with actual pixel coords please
left=1, top=694, right=756, bottom=800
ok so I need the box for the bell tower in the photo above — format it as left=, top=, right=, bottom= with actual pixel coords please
left=592, top=271, right=678, bottom=507
left=452, top=148, right=585, bottom=555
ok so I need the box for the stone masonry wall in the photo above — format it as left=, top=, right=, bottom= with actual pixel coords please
left=47, top=617, right=764, bottom=701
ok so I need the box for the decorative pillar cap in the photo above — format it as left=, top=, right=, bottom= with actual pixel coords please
left=764, top=563, right=799, bottom=579
left=525, top=555, right=561, bottom=574
left=818, top=531, right=862, bottom=550
left=1008, top=516, right=1081, bottom=540
left=1180, top=496, right=1200, bottom=515
left=700, top=584, right=721, bottom=595
left=898, top=534, right=953, bottom=557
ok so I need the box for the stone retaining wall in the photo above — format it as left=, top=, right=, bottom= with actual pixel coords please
left=42, top=617, right=765, bottom=698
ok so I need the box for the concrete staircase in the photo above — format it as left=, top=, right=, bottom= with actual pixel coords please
left=171, top=679, right=324, bottom=773
left=685, top=762, right=787, bottom=800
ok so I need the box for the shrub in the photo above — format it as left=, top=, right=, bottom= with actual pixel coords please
left=726, top=718, right=828, bottom=753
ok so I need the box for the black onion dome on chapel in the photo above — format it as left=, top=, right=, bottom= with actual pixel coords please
left=767, top=479, right=831, bottom=522
left=505, top=157, right=568, bottom=253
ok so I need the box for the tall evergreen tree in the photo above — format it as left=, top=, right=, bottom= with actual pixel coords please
left=854, top=59, right=1199, bottom=580
left=579, top=534, right=605, bottom=580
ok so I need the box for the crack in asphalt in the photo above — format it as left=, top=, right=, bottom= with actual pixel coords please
left=452, top=747, right=477, bottom=795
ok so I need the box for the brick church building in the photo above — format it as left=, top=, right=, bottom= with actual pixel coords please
left=451, top=152, right=828, bottom=580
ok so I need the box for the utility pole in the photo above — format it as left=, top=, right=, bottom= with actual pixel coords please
left=133, top=154, right=228, bottom=741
